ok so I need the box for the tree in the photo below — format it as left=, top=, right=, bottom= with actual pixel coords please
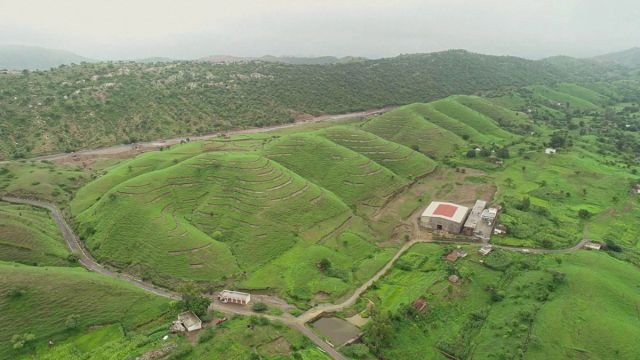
left=504, top=177, right=514, bottom=188
left=178, top=282, right=211, bottom=317
left=578, top=209, right=591, bottom=219
left=11, top=333, right=35, bottom=350
left=65, top=314, right=80, bottom=329
left=497, top=147, right=510, bottom=159
left=252, top=302, right=268, bottom=312
left=549, top=132, right=566, bottom=148
left=317, top=258, right=332, bottom=272
left=466, top=149, right=476, bottom=158
left=520, top=196, right=531, bottom=211
left=364, top=310, right=393, bottom=354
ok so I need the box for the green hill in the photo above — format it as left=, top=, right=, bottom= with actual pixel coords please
left=0, top=49, right=610, bottom=159
left=0, top=262, right=168, bottom=358
left=0, top=201, right=71, bottom=266
left=592, top=47, right=640, bottom=68
left=362, top=105, right=466, bottom=159
left=0, top=45, right=91, bottom=70
left=318, top=125, right=437, bottom=179
left=264, top=133, right=408, bottom=212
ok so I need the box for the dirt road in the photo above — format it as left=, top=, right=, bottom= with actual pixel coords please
left=27, top=107, right=393, bottom=163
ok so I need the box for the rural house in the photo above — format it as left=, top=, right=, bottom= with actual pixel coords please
left=478, top=245, right=493, bottom=256
left=218, top=290, right=251, bottom=305
left=463, top=200, right=487, bottom=236
left=171, top=311, right=202, bottom=332
left=421, top=201, right=470, bottom=233
left=412, top=298, right=428, bottom=313
left=445, top=249, right=468, bottom=262
left=545, top=148, right=557, bottom=154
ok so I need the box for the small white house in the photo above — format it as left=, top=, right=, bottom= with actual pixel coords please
left=172, top=311, right=202, bottom=332
left=545, top=148, right=557, bottom=155
left=478, top=245, right=493, bottom=256
left=584, top=242, right=602, bottom=250
left=218, top=290, right=251, bottom=305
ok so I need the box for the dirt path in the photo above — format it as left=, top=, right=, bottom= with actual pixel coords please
left=25, top=107, right=393, bottom=163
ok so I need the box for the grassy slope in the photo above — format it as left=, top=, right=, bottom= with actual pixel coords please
left=492, top=149, right=634, bottom=248
left=0, top=262, right=168, bottom=358
left=361, top=104, right=465, bottom=159
left=361, top=245, right=640, bottom=360
left=263, top=133, right=407, bottom=212
left=0, top=201, right=71, bottom=266
left=526, top=252, right=640, bottom=359
left=318, top=125, right=437, bottom=179
left=428, top=97, right=514, bottom=140
left=529, top=85, right=601, bottom=111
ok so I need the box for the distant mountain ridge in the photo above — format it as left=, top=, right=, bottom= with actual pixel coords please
left=199, top=54, right=366, bottom=65
left=0, top=45, right=92, bottom=70
left=592, top=47, right=640, bottom=68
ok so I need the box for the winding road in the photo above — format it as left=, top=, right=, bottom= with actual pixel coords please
left=1, top=196, right=589, bottom=360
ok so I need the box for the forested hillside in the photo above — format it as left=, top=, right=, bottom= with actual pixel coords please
left=0, top=49, right=618, bottom=159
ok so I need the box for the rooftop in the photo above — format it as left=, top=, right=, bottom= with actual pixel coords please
left=219, top=289, right=251, bottom=301
left=422, top=201, right=470, bottom=223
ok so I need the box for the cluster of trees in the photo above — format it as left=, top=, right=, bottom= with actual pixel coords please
left=0, top=50, right=607, bottom=159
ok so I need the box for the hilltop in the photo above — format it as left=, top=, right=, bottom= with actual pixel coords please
left=0, top=49, right=620, bottom=159
left=0, top=45, right=92, bottom=70
left=592, top=47, right=640, bottom=68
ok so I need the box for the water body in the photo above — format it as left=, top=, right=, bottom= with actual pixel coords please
left=312, top=317, right=361, bottom=347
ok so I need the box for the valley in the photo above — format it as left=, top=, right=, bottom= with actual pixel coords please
left=1, top=55, right=640, bottom=359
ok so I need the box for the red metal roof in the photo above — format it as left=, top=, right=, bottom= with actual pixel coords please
left=433, top=203, right=457, bottom=217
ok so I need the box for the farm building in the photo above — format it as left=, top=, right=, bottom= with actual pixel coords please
left=421, top=201, right=470, bottom=233
left=478, top=245, right=493, bottom=256
left=463, top=200, right=487, bottom=236
left=445, top=249, right=468, bottom=262
left=218, top=290, right=251, bottom=305
left=412, top=298, right=428, bottom=313
left=493, top=224, right=507, bottom=235
left=584, top=242, right=602, bottom=250
left=171, top=311, right=202, bottom=332
left=481, top=207, right=498, bottom=225
left=545, top=148, right=557, bottom=155
left=633, top=184, right=640, bottom=194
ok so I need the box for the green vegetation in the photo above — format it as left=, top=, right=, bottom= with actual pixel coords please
left=0, top=49, right=616, bottom=159
left=353, top=244, right=640, bottom=360
left=0, top=201, right=72, bottom=266
left=0, top=262, right=169, bottom=358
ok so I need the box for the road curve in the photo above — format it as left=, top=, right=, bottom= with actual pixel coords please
left=2, top=196, right=181, bottom=300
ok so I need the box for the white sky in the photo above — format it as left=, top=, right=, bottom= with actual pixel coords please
left=0, top=0, right=638, bottom=60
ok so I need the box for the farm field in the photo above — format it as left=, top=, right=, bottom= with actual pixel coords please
left=0, top=262, right=169, bottom=359
left=349, top=244, right=640, bottom=360
left=0, top=201, right=71, bottom=266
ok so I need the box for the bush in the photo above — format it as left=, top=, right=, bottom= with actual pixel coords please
left=342, top=344, right=371, bottom=359
left=252, top=302, right=268, bottom=312
left=65, top=314, right=80, bottom=329
left=578, top=209, right=591, bottom=219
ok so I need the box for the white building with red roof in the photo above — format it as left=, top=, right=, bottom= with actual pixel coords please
left=420, top=201, right=470, bottom=233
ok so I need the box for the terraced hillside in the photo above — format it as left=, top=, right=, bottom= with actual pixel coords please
left=75, top=151, right=363, bottom=289
left=264, top=133, right=410, bottom=213
left=318, top=126, right=437, bottom=179
left=363, top=96, right=519, bottom=158
left=0, top=201, right=71, bottom=266
left=0, top=262, right=168, bottom=358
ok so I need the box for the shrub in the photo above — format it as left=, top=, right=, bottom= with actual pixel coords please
left=252, top=302, right=268, bottom=312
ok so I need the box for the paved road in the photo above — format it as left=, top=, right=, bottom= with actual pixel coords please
left=24, top=107, right=393, bottom=163
left=1, top=196, right=589, bottom=360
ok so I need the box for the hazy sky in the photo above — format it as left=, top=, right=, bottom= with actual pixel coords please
left=0, top=0, right=638, bottom=60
